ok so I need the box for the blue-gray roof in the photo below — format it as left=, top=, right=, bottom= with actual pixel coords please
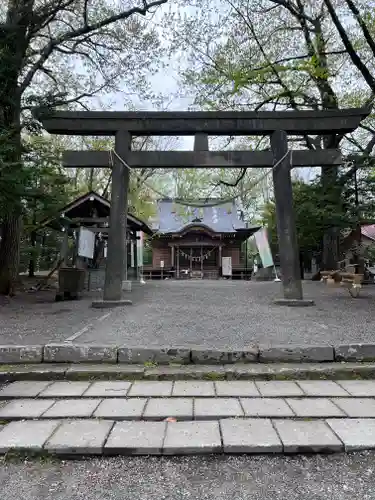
left=152, top=199, right=248, bottom=233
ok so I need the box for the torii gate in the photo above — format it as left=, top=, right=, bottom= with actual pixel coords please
left=35, top=108, right=369, bottom=307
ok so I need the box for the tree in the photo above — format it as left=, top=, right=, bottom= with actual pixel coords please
left=263, top=172, right=375, bottom=265
left=165, top=0, right=375, bottom=269
left=21, top=135, right=74, bottom=276
left=0, top=0, right=168, bottom=294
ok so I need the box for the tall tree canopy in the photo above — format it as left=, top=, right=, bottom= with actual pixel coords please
left=0, top=0, right=168, bottom=294
left=163, top=0, right=375, bottom=268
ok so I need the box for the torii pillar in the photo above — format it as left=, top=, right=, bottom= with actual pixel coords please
left=271, top=131, right=313, bottom=306
left=93, top=131, right=131, bottom=307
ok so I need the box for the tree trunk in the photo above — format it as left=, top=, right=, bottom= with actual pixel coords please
left=320, top=165, right=339, bottom=270
left=0, top=215, right=22, bottom=295
left=0, top=1, right=32, bottom=295
left=28, top=230, right=37, bottom=278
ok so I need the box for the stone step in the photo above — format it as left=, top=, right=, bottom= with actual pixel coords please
left=0, top=417, right=374, bottom=456
left=0, top=380, right=375, bottom=420
left=2, top=362, right=375, bottom=382
left=2, top=379, right=375, bottom=399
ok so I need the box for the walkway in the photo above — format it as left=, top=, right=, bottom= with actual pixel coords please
left=1, top=379, right=375, bottom=456
left=74, top=280, right=375, bottom=347
left=3, top=280, right=375, bottom=347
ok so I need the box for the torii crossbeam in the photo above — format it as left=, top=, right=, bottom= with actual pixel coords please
left=35, top=107, right=369, bottom=308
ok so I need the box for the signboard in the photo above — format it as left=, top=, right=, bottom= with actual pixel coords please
left=254, top=228, right=274, bottom=268
left=222, top=256, right=232, bottom=276
left=160, top=260, right=165, bottom=269
left=78, top=228, right=95, bottom=259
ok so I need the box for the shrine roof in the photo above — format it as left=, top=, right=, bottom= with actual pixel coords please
left=152, top=198, right=259, bottom=234
left=38, top=191, right=152, bottom=234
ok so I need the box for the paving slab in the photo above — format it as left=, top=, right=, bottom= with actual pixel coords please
left=105, top=421, right=166, bottom=455
left=163, top=421, right=222, bottom=455
left=286, top=398, right=345, bottom=418
left=118, top=347, right=190, bottom=365
left=0, top=345, right=43, bottom=364
left=259, top=345, right=334, bottom=363
left=274, top=419, right=344, bottom=453
left=143, top=398, right=193, bottom=421
left=336, top=380, right=375, bottom=397
left=240, top=398, right=295, bottom=417
left=44, top=344, right=117, bottom=363
left=194, top=398, right=244, bottom=420
left=326, top=418, right=375, bottom=451
left=93, top=398, right=147, bottom=420
left=220, top=418, right=282, bottom=453
left=190, top=348, right=242, bottom=364
left=296, top=380, right=349, bottom=397
left=0, top=399, right=55, bottom=419
left=332, top=398, right=375, bottom=417
left=335, top=344, right=375, bottom=362
left=255, top=381, right=304, bottom=397
left=44, top=419, right=114, bottom=455
left=42, top=399, right=101, bottom=418
left=214, top=381, right=259, bottom=397
left=0, top=420, right=61, bottom=454
left=172, top=381, right=215, bottom=397
left=39, top=381, right=91, bottom=398
left=0, top=381, right=52, bottom=399
left=128, top=381, right=173, bottom=397
left=83, top=381, right=131, bottom=397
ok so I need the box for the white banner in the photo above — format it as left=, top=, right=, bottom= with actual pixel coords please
left=78, top=228, right=95, bottom=259
left=136, top=231, right=144, bottom=267
left=254, top=228, right=274, bottom=268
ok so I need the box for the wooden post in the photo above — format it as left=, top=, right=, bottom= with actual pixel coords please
left=61, top=229, right=69, bottom=266
left=201, top=246, right=203, bottom=274
left=176, top=246, right=180, bottom=278
left=133, top=238, right=138, bottom=280
left=103, top=131, right=130, bottom=302
left=190, top=247, right=192, bottom=272
left=218, top=245, right=222, bottom=277
left=271, top=130, right=306, bottom=303
left=171, top=245, right=175, bottom=268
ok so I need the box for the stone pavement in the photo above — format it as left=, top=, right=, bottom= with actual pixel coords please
left=0, top=379, right=375, bottom=456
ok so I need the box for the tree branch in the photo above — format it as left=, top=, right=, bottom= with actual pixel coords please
left=20, top=0, right=167, bottom=94
left=322, top=0, right=375, bottom=93
left=344, top=0, right=375, bottom=58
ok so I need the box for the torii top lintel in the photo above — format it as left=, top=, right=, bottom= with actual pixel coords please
left=35, top=108, right=369, bottom=136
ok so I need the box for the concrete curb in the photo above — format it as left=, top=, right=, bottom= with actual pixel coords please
left=1, top=343, right=375, bottom=365
left=1, top=362, right=375, bottom=383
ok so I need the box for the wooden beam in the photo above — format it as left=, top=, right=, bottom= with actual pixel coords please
left=72, top=217, right=109, bottom=223
left=63, top=149, right=342, bottom=169
left=36, top=108, right=369, bottom=136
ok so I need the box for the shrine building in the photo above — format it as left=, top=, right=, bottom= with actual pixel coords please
left=143, top=199, right=260, bottom=280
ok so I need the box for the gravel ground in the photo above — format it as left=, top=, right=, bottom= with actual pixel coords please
left=2, top=280, right=375, bottom=347
left=1, top=453, right=375, bottom=499
left=76, top=280, right=375, bottom=347
left=0, top=290, right=107, bottom=345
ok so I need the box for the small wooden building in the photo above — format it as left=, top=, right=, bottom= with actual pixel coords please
left=144, top=199, right=260, bottom=280
left=41, top=191, right=152, bottom=289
